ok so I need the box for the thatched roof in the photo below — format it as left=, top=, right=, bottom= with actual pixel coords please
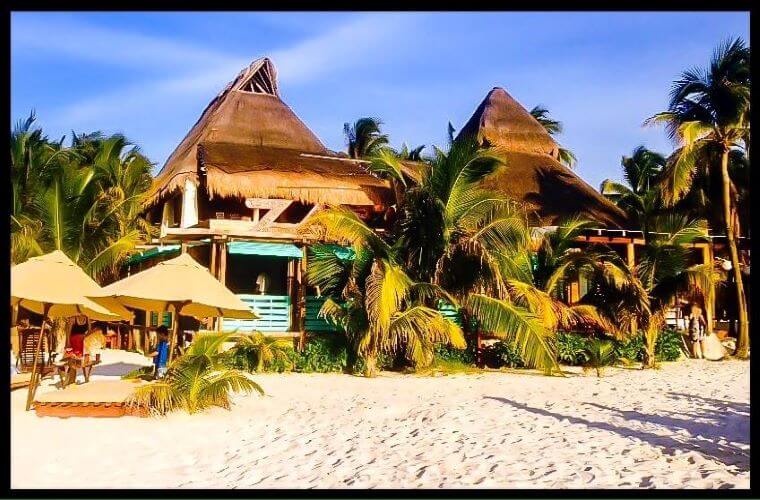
left=199, top=142, right=391, bottom=206
left=456, top=87, right=628, bottom=228
left=147, top=58, right=390, bottom=207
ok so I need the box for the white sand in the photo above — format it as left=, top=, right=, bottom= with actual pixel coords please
left=11, top=350, right=749, bottom=489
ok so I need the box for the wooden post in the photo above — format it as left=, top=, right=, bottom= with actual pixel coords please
left=287, top=259, right=297, bottom=333
left=217, top=241, right=227, bottom=332
left=167, top=301, right=187, bottom=363
left=569, top=281, right=580, bottom=304
left=26, top=304, right=51, bottom=411
left=181, top=242, right=188, bottom=255
left=298, top=246, right=307, bottom=351
left=701, top=244, right=714, bottom=334
left=210, top=240, right=218, bottom=278
left=626, top=242, right=637, bottom=336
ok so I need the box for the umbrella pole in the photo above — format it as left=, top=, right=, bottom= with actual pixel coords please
left=25, top=304, right=51, bottom=411
left=168, top=302, right=179, bottom=363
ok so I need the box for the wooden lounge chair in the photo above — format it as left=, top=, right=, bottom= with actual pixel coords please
left=56, top=353, right=102, bottom=389
left=17, top=328, right=57, bottom=373
left=11, top=372, right=33, bottom=391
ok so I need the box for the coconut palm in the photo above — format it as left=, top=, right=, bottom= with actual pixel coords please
left=10, top=116, right=156, bottom=281
left=76, top=134, right=156, bottom=281
left=302, top=207, right=465, bottom=377
left=10, top=112, right=70, bottom=264
left=392, top=137, right=591, bottom=373
left=600, top=146, right=667, bottom=237
left=635, top=214, right=719, bottom=367
left=529, top=105, right=577, bottom=168
left=343, top=117, right=389, bottom=159
left=528, top=218, right=646, bottom=338
left=646, top=37, right=750, bottom=358
left=225, top=332, right=293, bottom=372
left=126, top=332, right=263, bottom=415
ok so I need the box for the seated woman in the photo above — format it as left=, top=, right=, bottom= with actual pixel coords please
left=66, top=315, right=89, bottom=359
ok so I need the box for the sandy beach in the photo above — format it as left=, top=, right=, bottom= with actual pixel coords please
left=11, top=350, right=750, bottom=489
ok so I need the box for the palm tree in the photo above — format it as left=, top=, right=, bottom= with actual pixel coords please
left=600, top=146, right=667, bottom=237
left=302, top=208, right=465, bottom=377
left=77, top=134, right=156, bottom=282
left=646, top=37, right=750, bottom=358
left=126, top=332, right=263, bottom=415
left=225, top=332, right=293, bottom=372
left=529, top=105, right=577, bottom=168
left=10, top=112, right=69, bottom=264
left=395, top=137, right=570, bottom=373
left=343, top=117, right=389, bottom=159
left=635, top=215, right=719, bottom=367
left=10, top=117, right=155, bottom=281
left=529, top=218, right=645, bottom=338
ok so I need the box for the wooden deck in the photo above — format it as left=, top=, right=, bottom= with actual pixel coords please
left=33, top=379, right=150, bottom=418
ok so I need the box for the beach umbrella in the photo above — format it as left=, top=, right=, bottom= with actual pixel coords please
left=93, top=253, right=257, bottom=361
left=11, top=250, right=133, bottom=410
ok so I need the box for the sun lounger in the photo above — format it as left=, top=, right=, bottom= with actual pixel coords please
left=11, top=372, right=33, bottom=390
left=56, top=353, right=102, bottom=388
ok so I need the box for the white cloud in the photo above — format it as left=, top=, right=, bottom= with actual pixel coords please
left=40, top=13, right=421, bottom=162
left=11, top=13, right=238, bottom=69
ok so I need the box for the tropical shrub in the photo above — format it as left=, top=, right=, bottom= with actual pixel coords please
left=482, top=341, right=525, bottom=369
left=225, top=333, right=293, bottom=373
left=583, top=338, right=618, bottom=377
left=655, top=328, right=684, bottom=362
left=126, top=333, right=263, bottom=415
left=614, top=334, right=645, bottom=362
left=434, top=341, right=476, bottom=365
left=555, top=332, right=589, bottom=365
left=293, top=334, right=348, bottom=373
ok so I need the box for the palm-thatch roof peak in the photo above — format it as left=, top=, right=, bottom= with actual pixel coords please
left=146, top=57, right=391, bottom=208
left=456, top=87, right=629, bottom=228
left=456, top=87, right=560, bottom=158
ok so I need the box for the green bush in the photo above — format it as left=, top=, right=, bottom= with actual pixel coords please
left=655, top=328, right=684, bottom=361
left=293, top=334, right=347, bottom=373
left=583, top=338, right=618, bottom=377
left=555, top=332, right=589, bottom=365
left=354, top=351, right=394, bottom=373
left=615, top=335, right=645, bottom=362
left=434, top=341, right=476, bottom=365
left=482, top=341, right=524, bottom=368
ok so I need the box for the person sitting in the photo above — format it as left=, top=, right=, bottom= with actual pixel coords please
left=67, top=315, right=89, bottom=358
left=69, top=330, right=86, bottom=359
left=149, top=326, right=170, bottom=379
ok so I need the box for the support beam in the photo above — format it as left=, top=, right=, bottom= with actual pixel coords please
left=217, top=241, right=227, bottom=332
left=626, top=243, right=638, bottom=336
left=210, top=240, right=218, bottom=278
left=297, top=246, right=307, bottom=351
left=287, top=259, right=297, bottom=333
left=701, top=244, right=714, bottom=334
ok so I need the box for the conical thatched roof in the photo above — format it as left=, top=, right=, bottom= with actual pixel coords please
left=456, top=88, right=628, bottom=228
left=147, top=58, right=391, bottom=207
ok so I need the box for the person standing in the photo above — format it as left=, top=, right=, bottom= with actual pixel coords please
left=149, top=326, right=170, bottom=379
left=689, top=303, right=707, bottom=359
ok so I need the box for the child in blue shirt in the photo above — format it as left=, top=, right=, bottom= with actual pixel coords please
left=150, top=326, right=170, bottom=379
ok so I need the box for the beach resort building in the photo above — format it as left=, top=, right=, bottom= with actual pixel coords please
left=134, top=57, right=719, bottom=338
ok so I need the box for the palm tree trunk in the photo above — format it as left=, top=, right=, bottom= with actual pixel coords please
left=363, top=352, right=378, bottom=378
left=52, top=318, right=69, bottom=355
left=720, top=148, right=749, bottom=358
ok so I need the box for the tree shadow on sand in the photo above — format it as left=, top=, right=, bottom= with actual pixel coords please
left=483, top=395, right=750, bottom=470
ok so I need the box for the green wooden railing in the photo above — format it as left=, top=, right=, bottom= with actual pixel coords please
left=305, top=296, right=342, bottom=333
left=223, top=294, right=291, bottom=332
left=150, top=312, right=173, bottom=328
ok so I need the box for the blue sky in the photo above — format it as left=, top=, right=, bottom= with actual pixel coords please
left=11, top=12, right=749, bottom=188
